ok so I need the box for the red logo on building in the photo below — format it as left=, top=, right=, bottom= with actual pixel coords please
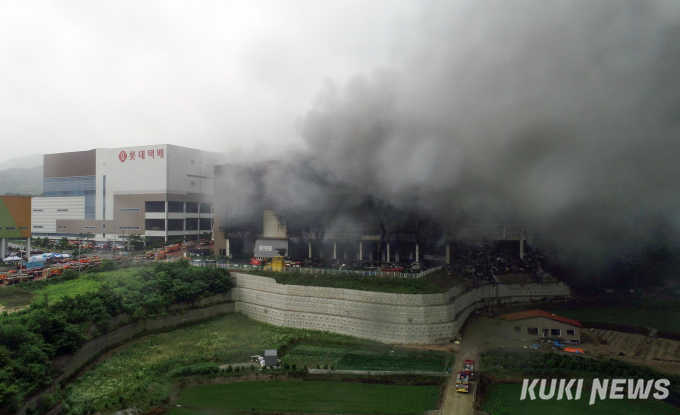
left=118, top=148, right=162, bottom=162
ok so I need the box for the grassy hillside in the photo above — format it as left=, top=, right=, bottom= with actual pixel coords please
left=249, top=269, right=462, bottom=294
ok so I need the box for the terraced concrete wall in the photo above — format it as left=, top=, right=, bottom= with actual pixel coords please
left=231, top=273, right=570, bottom=344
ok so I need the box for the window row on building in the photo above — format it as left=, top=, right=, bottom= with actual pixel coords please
left=515, top=326, right=576, bottom=336
left=144, top=201, right=213, bottom=213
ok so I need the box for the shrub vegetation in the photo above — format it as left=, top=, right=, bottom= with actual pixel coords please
left=0, top=261, right=231, bottom=412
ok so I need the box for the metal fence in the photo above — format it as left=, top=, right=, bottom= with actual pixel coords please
left=192, top=261, right=443, bottom=279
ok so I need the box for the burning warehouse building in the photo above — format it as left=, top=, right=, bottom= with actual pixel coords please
left=211, top=160, right=447, bottom=261
left=211, top=160, right=536, bottom=267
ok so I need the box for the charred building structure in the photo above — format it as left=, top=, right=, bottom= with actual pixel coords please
left=212, top=161, right=533, bottom=263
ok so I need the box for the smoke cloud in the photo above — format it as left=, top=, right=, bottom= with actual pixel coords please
left=220, top=1, right=680, bottom=280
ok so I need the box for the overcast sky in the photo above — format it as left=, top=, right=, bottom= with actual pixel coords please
left=4, top=1, right=680, bottom=266
left=0, top=0, right=418, bottom=164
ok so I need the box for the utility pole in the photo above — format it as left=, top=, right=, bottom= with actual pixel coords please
left=198, top=158, right=202, bottom=244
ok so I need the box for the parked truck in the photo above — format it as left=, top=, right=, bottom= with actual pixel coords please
left=19, top=260, right=44, bottom=270
left=249, top=257, right=266, bottom=266
left=456, top=371, right=470, bottom=393
left=463, top=359, right=476, bottom=381
left=165, top=244, right=181, bottom=253
left=42, top=267, right=64, bottom=278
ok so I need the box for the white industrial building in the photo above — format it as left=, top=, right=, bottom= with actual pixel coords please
left=31, top=144, right=223, bottom=243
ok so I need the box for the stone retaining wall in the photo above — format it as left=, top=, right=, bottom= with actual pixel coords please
left=232, top=273, right=570, bottom=344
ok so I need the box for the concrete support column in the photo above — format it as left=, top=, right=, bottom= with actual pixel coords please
left=226, top=238, right=230, bottom=258
left=164, top=201, right=169, bottom=242
left=0, top=238, right=5, bottom=259
left=446, top=242, right=450, bottom=264
left=386, top=243, right=390, bottom=262
left=333, top=241, right=337, bottom=260
left=308, top=241, right=312, bottom=258
left=26, top=237, right=31, bottom=259
left=359, top=241, right=363, bottom=260
left=415, top=243, right=419, bottom=263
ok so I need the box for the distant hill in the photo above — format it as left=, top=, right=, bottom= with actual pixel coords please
left=0, top=154, right=43, bottom=170
left=0, top=165, right=43, bottom=196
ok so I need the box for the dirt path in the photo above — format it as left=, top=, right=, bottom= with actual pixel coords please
left=440, top=345, right=479, bottom=415
left=440, top=314, right=495, bottom=415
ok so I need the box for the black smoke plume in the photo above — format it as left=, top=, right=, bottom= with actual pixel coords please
left=219, top=1, right=680, bottom=289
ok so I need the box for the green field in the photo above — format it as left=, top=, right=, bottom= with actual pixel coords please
left=281, top=345, right=347, bottom=367
left=554, top=308, right=680, bottom=333
left=169, top=381, right=440, bottom=415
left=250, top=269, right=462, bottom=294
left=65, top=313, right=428, bottom=414
left=335, top=350, right=448, bottom=372
left=35, top=277, right=103, bottom=302
left=481, top=384, right=679, bottom=415
left=281, top=345, right=450, bottom=372
left=480, top=350, right=675, bottom=384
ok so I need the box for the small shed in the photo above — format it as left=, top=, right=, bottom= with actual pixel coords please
left=499, top=310, right=582, bottom=343
left=264, top=349, right=278, bottom=367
